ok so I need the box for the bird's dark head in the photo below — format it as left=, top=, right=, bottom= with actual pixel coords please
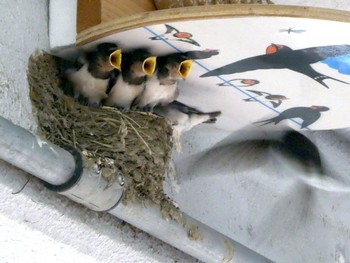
left=86, top=42, right=121, bottom=78
left=121, top=48, right=156, bottom=84
left=310, top=105, right=330, bottom=112
left=157, top=53, right=193, bottom=82
left=96, top=42, right=119, bottom=56
left=95, top=43, right=121, bottom=69
left=266, top=44, right=292, bottom=55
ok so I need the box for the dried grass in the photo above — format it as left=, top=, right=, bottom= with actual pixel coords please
left=27, top=52, right=179, bottom=220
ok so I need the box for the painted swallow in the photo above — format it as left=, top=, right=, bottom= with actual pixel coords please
left=201, top=44, right=350, bottom=88
left=59, top=42, right=121, bottom=106
left=217, top=78, right=260, bottom=87
left=149, top=24, right=200, bottom=46
left=244, top=90, right=288, bottom=108
left=105, top=48, right=157, bottom=110
left=183, top=49, right=219, bottom=59
left=132, top=53, right=193, bottom=111
left=255, top=105, right=329, bottom=129
left=153, top=100, right=221, bottom=134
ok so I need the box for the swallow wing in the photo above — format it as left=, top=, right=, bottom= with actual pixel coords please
left=184, top=50, right=219, bottom=60
left=300, top=112, right=321, bottom=129
left=271, top=101, right=282, bottom=108
left=165, top=24, right=178, bottom=34
left=177, top=38, right=200, bottom=47
left=201, top=54, right=283, bottom=77
left=170, top=101, right=203, bottom=115
left=296, top=45, right=350, bottom=64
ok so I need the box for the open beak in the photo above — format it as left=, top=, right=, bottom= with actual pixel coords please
left=178, top=59, right=193, bottom=79
left=109, top=49, right=122, bottom=70
left=142, top=56, right=157, bottom=77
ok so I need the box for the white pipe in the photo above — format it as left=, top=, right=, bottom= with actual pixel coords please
left=111, top=203, right=272, bottom=263
left=0, top=115, right=271, bottom=262
left=0, top=116, right=75, bottom=185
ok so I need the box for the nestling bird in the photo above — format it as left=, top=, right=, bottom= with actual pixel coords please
left=105, top=48, right=157, bottom=110
left=60, top=42, right=121, bottom=106
left=133, top=53, right=193, bottom=111
left=153, top=100, right=221, bottom=150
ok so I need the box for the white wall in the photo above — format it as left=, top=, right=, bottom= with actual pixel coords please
left=0, top=1, right=196, bottom=262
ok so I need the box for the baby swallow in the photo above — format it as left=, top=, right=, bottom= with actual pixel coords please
left=154, top=100, right=221, bottom=151
left=105, top=48, right=156, bottom=110
left=133, top=53, right=193, bottom=111
left=155, top=100, right=220, bottom=134
left=61, top=42, right=121, bottom=106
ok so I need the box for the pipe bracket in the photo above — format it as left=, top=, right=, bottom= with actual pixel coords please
left=43, top=144, right=83, bottom=192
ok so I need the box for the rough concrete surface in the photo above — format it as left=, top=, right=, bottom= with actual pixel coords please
left=0, top=1, right=196, bottom=262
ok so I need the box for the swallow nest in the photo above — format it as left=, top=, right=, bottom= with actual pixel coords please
left=27, top=52, right=180, bottom=221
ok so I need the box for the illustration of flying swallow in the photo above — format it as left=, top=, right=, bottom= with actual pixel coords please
left=133, top=53, right=193, bottom=111
left=59, top=42, right=121, bottom=106
left=105, top=48, right=156, bottom=110
left=201, top=44, right=350, bottom=88
left=254, top=105, right=329, bottom=129
left=217, top=78, right=260, bottom=87
left=183, top=49, right=219, bottom=59
left=279, top=27, right=306, bottom=34
left=149, top=24, right=200, bottom=46
left=244, top=90, right=288, bottom=108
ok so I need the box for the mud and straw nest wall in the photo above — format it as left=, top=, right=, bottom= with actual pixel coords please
left=27, top=52, right=180, bottom=221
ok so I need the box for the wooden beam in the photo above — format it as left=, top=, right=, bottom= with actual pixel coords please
left=77, top=0, right=156, bottom=33
left=77, top=0, right=102, bottom=33
left=76, top=4, right=350, bottom=45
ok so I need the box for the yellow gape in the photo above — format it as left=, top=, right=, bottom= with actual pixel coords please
left=178, top=59, right=193, bottom=79
left=142, top=56, right=157, bottom=77
left=109, top=49, right=122, bottom=70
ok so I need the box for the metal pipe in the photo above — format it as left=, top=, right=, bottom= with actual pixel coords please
left=0, top=116, right=75, bottom=185
left=111, top=203, right=272, bottom=263
left=0, top=115, right=271, bottom=262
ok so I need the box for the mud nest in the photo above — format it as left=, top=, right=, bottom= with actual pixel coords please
left=27, top=52, right=180, bottom=220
